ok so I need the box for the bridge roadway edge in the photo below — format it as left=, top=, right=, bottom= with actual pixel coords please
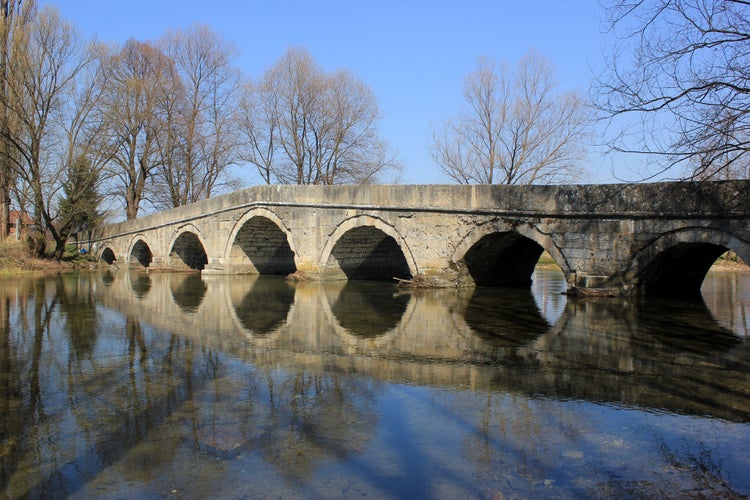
left=81, top=181, right=750, bottom=296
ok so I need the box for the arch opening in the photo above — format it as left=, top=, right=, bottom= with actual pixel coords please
left=130, top=240, right=152, bottom=269
left=327, top=226, right=412, bottom=281
left=170, top=232, right=208, bottom=271
left=462, top=232, right=545, bottom=287
left=639, top=242, right=729, bottom=298
left=100, top=247, right=116, bottom=265
left=229, top=216, right=296, bottom=275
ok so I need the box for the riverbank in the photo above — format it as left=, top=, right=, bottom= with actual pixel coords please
left=0, top=238, right=97, bottom=275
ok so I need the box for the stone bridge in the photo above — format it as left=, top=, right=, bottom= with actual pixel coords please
left=85, top=180, right=750, bottom=297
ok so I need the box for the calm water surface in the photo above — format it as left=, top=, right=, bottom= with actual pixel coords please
left=0, top=268, right=748, bottom=498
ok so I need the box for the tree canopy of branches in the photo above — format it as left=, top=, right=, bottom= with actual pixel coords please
left=0, top=3, right=100, bottom=258
left=239, top=46, right=398, bottom=185
left=431, top=50, right=589, bottom=185
left=101, top=38, right=176, bottom=221
left=0, top=0, right=26, bottom=241
left=596, top=0, right=750, bottom=180
left=153, top=24, right=242, bottom=209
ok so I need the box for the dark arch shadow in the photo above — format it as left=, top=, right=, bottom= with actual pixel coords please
left=171, top=232, right=208, bottom=271
left=328, top=281, right=410, bottom=338
left=329, top=226, right=411, bottom=281
left=232, top=277, right=295, bottom=335
left=100, top=247, right=116, bottom=265
left=170, top=274, right=207, bottom=313
left=131, top=240, right=152, bottom=269
left=463, top=232, right=544, bottom=287
left=231, top=216, right=296, bottom=275
left=639, top=242, right=728, bottom=298
left=461, top=286, right=551, bottom=347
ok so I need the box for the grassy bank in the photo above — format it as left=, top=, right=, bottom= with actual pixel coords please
left=0, top=238, right=97, bottom=275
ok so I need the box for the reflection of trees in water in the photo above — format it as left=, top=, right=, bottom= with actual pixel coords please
left=189, top=366, right=378, bottom=482
left=232, top=277, right=295, bottom=335
left=170, top=274, right=207, bottom=313
left=57, top=274, right=99, bottom=360
left=461, top=286, right=550, bottom=347
left=20, top=306, right=219, bottom=497
left=328, top=281, right=409, bottom=338
left=0, top=278, right=37, bottom=490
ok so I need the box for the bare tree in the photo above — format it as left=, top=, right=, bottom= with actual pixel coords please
left=241, top=46, right=398, bottom=185
left=238, top=78, right=276, bottom=184
left=596, top=0, right=750, bottom=180
left=0, top=0, right=27, bottom=241
left=0, top=5, right=95, bottom=257
left=432, top=51, right=589, bottom=185
left=153, top=24, right=242, bottom=209
left=101, top=39, right=174, bottom=220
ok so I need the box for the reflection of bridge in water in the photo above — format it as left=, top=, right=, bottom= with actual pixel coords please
left=98, top=271, right=750, bottom=422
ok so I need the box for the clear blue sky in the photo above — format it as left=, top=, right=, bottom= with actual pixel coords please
left=41, top=0, right=616, bottom=185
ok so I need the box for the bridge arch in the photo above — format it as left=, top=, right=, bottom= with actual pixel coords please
left=450, top=220, right=569, bottom=287
left=98, top=244, right=117, bottom=266
left=628, top=227, right=750, bottom=297
left=225, top=208, right=297, bottom=275
left=167, top=225, right=209, bottom=271
left=128, top=235, right=154, bottom=269
left=320, top=215, right=416, bottom=281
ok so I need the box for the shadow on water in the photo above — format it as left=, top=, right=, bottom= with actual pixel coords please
left=327, top=281, right=410, bottom=338
left=230, top=276, right=295, bottom=335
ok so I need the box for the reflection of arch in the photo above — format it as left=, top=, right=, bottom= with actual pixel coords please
left=129, top=272, right=152, bottom=299
left=226, top=208, right=296, bottom=275
left=170, top=274, right=207, bottom=313
left=99, top=245, right=116, bottom=265
left=451, top=221, right=567, bottom=287
left=129, top=237, right=153, bottom=269
left=628, top=227, right=750, bottom=297
left=327, top=281, right=410, bottom=338
left=100, top=270, right=115, bottom=287
left=228, top=276, right=295, bottom=336
left=461, top=287, right=550, bottom=346
left=168, top=226, right=208, bottom=271
left=320, top=215, right=416, bottom=281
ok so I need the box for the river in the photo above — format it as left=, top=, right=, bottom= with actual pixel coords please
left=0, top=268, right=748, bottom=498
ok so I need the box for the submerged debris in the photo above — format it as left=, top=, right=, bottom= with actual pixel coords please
left=394, top=274, right=456, bottom=289
left=564, top=287, right=618, bottom=298
left=286, top=270, right=314, bottom=281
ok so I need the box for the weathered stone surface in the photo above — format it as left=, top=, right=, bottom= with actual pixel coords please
left=84, top=181, right=750, bottom=296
